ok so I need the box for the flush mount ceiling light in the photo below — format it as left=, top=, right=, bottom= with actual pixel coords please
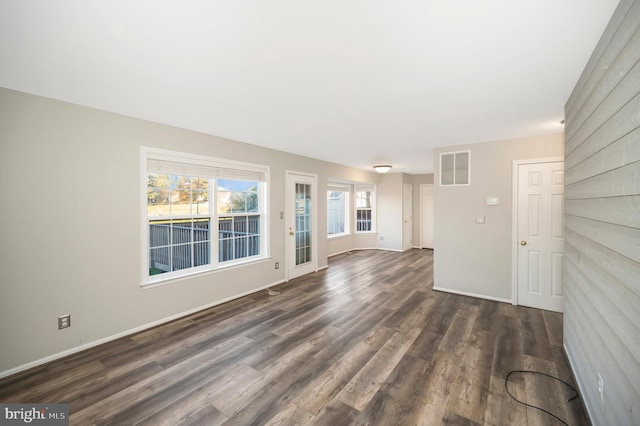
left=373, top=165, right=392, bottom=173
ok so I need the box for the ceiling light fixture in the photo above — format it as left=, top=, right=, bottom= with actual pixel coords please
left=373, top=165, right=392, bottom=173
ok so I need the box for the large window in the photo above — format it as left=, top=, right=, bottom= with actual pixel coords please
left=144, top=148, right=268, bottom=284
left=355, top=185, right=375, bottom=232
left=327, top=183, right=349, bottom=237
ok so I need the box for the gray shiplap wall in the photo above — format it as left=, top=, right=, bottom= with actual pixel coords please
left=563, top=1, right=640, bottom=424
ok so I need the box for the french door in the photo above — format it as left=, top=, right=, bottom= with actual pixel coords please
left=286, top=172, right=317, bottom=280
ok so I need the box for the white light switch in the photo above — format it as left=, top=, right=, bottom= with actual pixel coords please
left=486, top=197, right=499, bottom=206
left=476, top=216, right=485, bottom=224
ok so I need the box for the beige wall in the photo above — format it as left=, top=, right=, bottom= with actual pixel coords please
left=325, top=180, right=381, bottom=257
left=433, top=134, right=563, bottom=301
left=326, top=173, right=434, bottom=257
left=0, top=88, right=382, bottom=375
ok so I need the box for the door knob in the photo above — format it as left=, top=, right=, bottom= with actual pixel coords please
left=520, top=241, right=527, bottom=246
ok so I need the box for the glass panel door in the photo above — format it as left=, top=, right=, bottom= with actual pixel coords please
left=295, top=183, right=312, bottom=266
left=287, top=172, right=317, bottom=280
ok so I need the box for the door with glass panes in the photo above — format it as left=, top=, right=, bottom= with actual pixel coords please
left=286, top=172, right=317, bottom=279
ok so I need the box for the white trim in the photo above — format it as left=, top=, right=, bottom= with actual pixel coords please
left=419, top=184, right=424, bottom=249
left=381, top=248, right=404, bottom=253
left=327, top=182, right=351, bottom=192
left=402, top=183, right=413, bottom=252
left=327, top=233, right=351, bottom=240
left=564, top=343, right=595, bottom=425
left=328, top=247, right=403, bottom=257
left=141, top=257, right=272, bottom=289
left=433, top=286, right=512, bottom=304
left=354, top=184, right=377, bottom=233
left=0, top=279, right=286, bottom=380
left=328, top=248, right=355, bottom=257
left=141, top=146, right=271, bottom=286
left=141, top=149, right=149, bottom=285
left=285, top=170, right=319, bottom=281
left=511, top=157, right=564, bottom=305
left=327, top=186, right=350, bottom=237
left=143, top=146, right=269, bottom=178
left=354, top=246, right=381, bottom=251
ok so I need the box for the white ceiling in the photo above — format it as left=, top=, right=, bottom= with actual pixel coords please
left=0, top=1, right=619, bottom=174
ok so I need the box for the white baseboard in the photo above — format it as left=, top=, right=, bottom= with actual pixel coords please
left=328, top=248, right=354, bottom=257
left=432, top=286, right=512, bottom=304
left=563, top=342, right=595, bottom=425
left=0, top=279, right=287, bottom=380
left=371, top=247, right=403, bottom=253
left=354, top=246, right=380, bottom=251
left=328, top=247, right=404, bottom=257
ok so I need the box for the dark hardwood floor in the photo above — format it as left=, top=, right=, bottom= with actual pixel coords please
left=0, top=249, right=589, bottom=425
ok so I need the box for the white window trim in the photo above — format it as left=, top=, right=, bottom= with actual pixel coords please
left=354, top=184, right=376, bottom=233
left=439, top=150, right=471, bottom=186
left=141, top=147, right=270, bottom=286
left=327, top=182, right=351, bottom=238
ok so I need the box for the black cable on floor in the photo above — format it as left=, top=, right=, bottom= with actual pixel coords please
left=505, top=370, right=579, bottom=426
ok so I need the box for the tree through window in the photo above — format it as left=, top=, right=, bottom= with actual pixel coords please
left=144, top=148, right=268, bottom=284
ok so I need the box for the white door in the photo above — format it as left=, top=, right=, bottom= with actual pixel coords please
left=286, top=172, right=317, bottom=280
left=403, top=184, right=413, bottom=251
left=420, top=184, right=434, bottom=249
left=517, top=161, right=564, bottom=312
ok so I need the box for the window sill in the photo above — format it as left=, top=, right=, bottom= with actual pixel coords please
left=328, top=233, right=351, bottom=240
left=141, top=256, right=272, bottom=289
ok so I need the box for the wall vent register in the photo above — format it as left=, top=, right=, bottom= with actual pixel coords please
left=440, top=151, right=470, bottom=186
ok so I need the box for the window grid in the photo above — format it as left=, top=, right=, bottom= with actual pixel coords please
left=355, top=187, right=374, bottom=232
left=146, top=172, right=264, bottom=282
left=148, top=175, right=212, bottom=276
left=295, top=183, right=312, bottom=265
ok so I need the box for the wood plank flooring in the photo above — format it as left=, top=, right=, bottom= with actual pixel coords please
left=0, top=249, right=590, bottom=425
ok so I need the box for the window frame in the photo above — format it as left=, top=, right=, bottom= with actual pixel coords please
left=354, top=184, right=376, bottom=233
left=147, top=175, right=213, bottom=278
left=215, top=178, right=263, bottom=263
left=327, top=183, right=350, bottom=238
left=142, top=147, right=269, bottom=286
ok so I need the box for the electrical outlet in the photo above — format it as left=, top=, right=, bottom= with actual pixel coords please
left=275, top=262, right=279, bottom=269
left=598, top=373, right=604, bottom=402
left=58, top=314, right=71, bottom=330
left=380, top=236, right=384, bottom=241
